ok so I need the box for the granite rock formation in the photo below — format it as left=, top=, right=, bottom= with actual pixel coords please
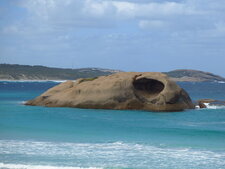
left=26, top=72, right=195, bottom=112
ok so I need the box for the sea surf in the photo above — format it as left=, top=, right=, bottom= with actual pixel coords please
left=0, top=81, right=225, bottom=169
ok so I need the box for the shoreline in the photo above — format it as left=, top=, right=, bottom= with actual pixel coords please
left=0, top=79, right=224, bottom=83
left=0, top=79, right=68, bottom=83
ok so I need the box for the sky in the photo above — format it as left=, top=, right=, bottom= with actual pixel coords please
left=0, top=0, right=225, bottom=76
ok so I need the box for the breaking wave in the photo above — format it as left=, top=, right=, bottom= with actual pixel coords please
left=204, top=103, right=225, bottom=109
left=196, top=103, right=225, bottom=110
left=0, top=140, right=225, bottom=169
left=0, top=163, right=101, bottom=169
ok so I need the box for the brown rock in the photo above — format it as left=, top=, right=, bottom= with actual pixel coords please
left=25, top=72, right=195, bottom=112
left=198, top=102, right=207, bottom=108
left=197, top=99, right=217, bottom=103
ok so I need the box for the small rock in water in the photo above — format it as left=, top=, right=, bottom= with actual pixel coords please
left=197, top=99, right=225, bottom=108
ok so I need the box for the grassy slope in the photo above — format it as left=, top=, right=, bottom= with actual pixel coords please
left=1, top=64, right=225, bottom=82
left=165, top=69, right=225, bottom=82
left=0, top=64, right=117, bottom=80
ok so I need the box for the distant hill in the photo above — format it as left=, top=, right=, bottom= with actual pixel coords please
left=165, top=69, right=225, bottom=82
left=0, top=64, right=120, bottom=80
left=0, top=64, right=224, bottom=82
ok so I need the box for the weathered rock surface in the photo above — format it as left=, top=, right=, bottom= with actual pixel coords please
left=25, top=72, right=195, bottom=112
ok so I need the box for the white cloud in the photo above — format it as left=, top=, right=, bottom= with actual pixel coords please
left=15, top=0, right=223, bottom=32
left=113, top=1, right=194, bottom=19
left=22, top=0, right=58, bottom=19
left=21, top=0, right=197, bottom=21
left=82, top=0, right=116, bottom=17
left=1, top=0, right=225, bottom=75
left=215, top=22, right=225, bottom=34
left=139, top=20, right=166, bottom=29
left=2, top=25, right=20, bottom=34
left=0, top=0, right=224, bottom=39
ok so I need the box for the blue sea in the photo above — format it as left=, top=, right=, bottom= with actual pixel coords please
left=0, top=81, right=225, bottom=169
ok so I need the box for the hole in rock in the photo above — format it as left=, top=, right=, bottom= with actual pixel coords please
left=133, top=78, right=165, bottom=97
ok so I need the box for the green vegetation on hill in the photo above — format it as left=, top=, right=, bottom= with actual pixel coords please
left=0, top=64, right=119, bottom=80
left=165, top=69, right=225, bottom=82
left=1, top=64, right=225, bottom=82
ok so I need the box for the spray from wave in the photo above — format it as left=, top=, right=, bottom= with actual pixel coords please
left=203, top=103, right=225, bottom=109
left=0, top=140, right=225, bottom=169
left=0, top=163, right=102, bottom=169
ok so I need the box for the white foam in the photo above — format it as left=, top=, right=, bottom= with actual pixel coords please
left=0, top=140, right=225, bottom=168
left=196, top=103, right=225, bottom=110
left=195, top=105, right=200, bottom=109
left=0, top=163, right=102, bottom=169
left=21, top=101, right=26, bottom=104
left=204, top=103, right=225, bottom=109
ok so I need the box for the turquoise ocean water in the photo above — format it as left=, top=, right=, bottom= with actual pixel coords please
left=0, top=81, right=225, bottom=169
